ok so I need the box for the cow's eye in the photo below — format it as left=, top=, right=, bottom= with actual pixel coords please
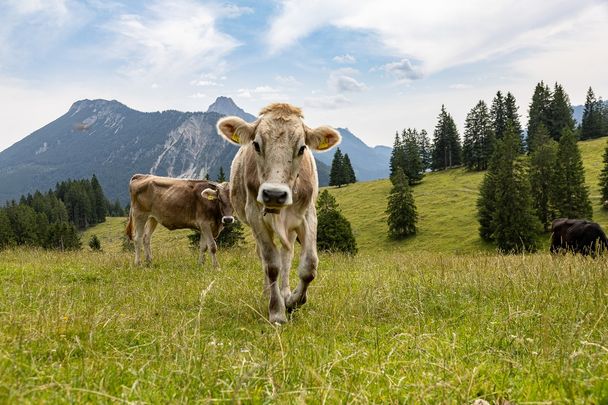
left=298, top=145, right=306, bottom=156
left=252, top=141, right=261, bottom=154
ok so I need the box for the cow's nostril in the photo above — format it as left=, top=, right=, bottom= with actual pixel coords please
left=222, top=216, right=234, bottom=224
left=276, top=192, right=287, bottom=204
left=262, top=189, right=272, bottom=203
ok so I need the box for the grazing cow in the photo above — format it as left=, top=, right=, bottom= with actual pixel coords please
left=217, top=103, right=341, bottom=324
left=550, top=218, right=608, bottom=256
left=125, top=174, right=234, bottom=267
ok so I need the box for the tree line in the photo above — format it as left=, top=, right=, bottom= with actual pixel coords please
left=0, top=175, right=121, bottom=250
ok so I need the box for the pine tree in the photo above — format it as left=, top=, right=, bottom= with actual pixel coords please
left=91, top=174, right=107, bottom=224
left=88, top=234, right=102, bottom=251
left=527, top=81, right=552, bottom=151
left=477, top=159, right=497, bottom=241
left=386, top=169, right=417, bottom=239
left=45, top=221, right=81, bottom=250
left=316, top=190, right=357, bottom=254
left=389, top=131, right=406, bottom=181
left=402, top=129, right=424, bottom=184
left=463, top=100, right=495, bottom=171
left=490, top=127, right=542, bottom=253
left=504, top=92, right=524, bottom=151
left=431, top=105, right=462, bottom=170
left=550, top=128, right=592, bottom=219
left=490, top=91, right=507, bottom=140
left=599, top=139, right=608, bottom=208
left=417, top=129, right=432, bottom=171
left=329, top=148, right=346, bottom=187
left=581, top=87, right=603, bottom=140
left=548, top=83, right=575, bottom=141
left=342, top=153, right=357, bottom=184
left=529, top=124, right=558, bottom=230
left=217, top=167, right=226, bottom=182
left=0, top=209, right=15, bottom=248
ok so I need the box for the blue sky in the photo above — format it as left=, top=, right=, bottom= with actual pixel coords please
left=0, top=0, right=607, bottom=152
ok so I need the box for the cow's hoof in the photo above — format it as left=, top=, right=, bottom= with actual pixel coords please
left=286, top=294, right=306, bottom=311
left=269, top=314, right=287, bottom=325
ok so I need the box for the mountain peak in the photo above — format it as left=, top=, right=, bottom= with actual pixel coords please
left=206, top=96, right=256, bottom=122
left=68, top=99, right=127, bottom=114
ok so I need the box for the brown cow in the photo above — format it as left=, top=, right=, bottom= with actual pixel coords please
left=217, top=103, right=341, bottom=324
left=125, top=174, right=234, bottom=267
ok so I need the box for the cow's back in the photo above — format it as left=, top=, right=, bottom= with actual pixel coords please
left=130, top=175, right=216, bottom=230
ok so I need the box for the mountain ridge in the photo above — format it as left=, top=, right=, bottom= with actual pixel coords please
left=0, top=97, right=389, bottom=203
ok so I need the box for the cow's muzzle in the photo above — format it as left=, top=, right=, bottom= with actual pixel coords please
left=258, top=183, right=292, bottom=208
left=222, top=216, right=234, bottom=224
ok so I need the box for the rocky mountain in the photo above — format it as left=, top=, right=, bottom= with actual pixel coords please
left=314, top=128, right=391, bottom=181
left=0, top=97, right=388, bottom=203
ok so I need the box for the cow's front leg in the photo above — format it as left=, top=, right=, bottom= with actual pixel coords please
left=199, top=226, right=219, bottom=269
left=256, top=230, right=286, bottom=324
left=198, top=236, right=208, bottom=266
left=279, top=232, right=297, bottom=303
left=287, top=212, right=318, bottom=311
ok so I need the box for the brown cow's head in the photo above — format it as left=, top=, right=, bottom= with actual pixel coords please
left=217, top=103, right=340, bottom=210
left=202, top=182, right=234, bottom=224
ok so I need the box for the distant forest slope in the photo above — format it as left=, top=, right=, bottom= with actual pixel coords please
left=87, top=136, right=608, bottom=255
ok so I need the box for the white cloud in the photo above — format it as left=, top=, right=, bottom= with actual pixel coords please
left=333, top=54, right=356, bottom=64
left=449, top=83, right=473, bottom=90
left=379, top=59, right=422, bottom=82
left=328, top=69, right=366, bottom=92
left=303, top=94, right=351, bottom=109
left=237, top=85, right=288, bottom=101
left=103, top=0, right=240, bottom=79
left=190, top=92, right=207, bottom=98
left=266, top=0, right=606, bottom=75
left=275, top=75, right=302, bottom=87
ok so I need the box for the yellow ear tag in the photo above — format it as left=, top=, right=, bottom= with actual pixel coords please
left=231, top=132, right=240, bottom=143
left=318, top=137, right=330, bottom=150
left=206, top=194, right=217, bottom=201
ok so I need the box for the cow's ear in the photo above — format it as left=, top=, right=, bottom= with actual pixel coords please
left=201, top=188, right=218, bottom=201
left=305, top=125, right=341, bottom=152
left=217, top=116, right=255, bottom=145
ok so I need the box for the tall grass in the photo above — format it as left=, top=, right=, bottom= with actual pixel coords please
left=1, top=244, right=607, bottom=403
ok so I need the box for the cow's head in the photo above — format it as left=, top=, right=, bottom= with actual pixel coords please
left=217, top=103, right=340, bottom=211
left=202, top=182, right=234, bottom=224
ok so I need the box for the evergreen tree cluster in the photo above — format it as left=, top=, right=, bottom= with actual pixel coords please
left=389, top=129, right=426, bottom=185
left=431, top=105, right=462, bottom=170
left=527, top=81, right=576, bottom=151
left=0, top=175, right=114, bottom=250
left=478, top=125, right=592, bottom=251
left=580, top=87, right=608, bottom=140
left=477, top=128, right=542, bottom=253
left=316, top=190, right=357, bottom=254
left=329, top=148, right=356, bottom=187
left=462, top=91, right=524, bottom=171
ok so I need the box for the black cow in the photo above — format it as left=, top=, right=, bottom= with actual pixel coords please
left=550, top=218, right=608, bottom=256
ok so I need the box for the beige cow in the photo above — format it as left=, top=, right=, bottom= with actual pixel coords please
left=217, top=103, right=341, bottom=324
left=126, top=174, right=234, bottom=267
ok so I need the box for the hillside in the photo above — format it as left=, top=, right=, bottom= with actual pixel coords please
left=85, top=136, right=608, bottom=256
left=328, top=136, right=608, bottom=253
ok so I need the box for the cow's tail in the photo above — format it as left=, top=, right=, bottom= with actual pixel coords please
left=125, top=207, right=134, bottom=241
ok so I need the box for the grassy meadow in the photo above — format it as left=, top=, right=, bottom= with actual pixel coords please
left=1, top=137, right=608, bottom=402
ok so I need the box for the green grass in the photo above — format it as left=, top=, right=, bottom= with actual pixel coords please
left=1, top=246, right=608, bottom=403
left=2, top=137, right=608, bottom=402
